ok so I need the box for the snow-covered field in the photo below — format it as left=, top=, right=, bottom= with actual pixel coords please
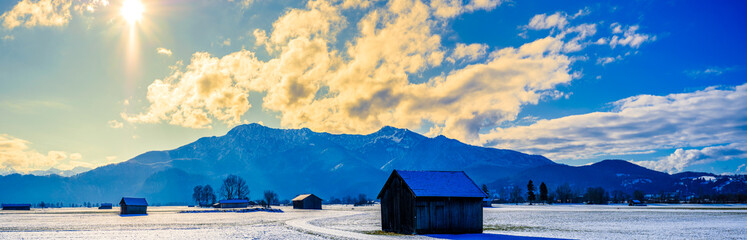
left=0, top=204, right=745, bottom=239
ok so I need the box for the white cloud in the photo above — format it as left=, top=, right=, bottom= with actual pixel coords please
left=122, top=50, right=260, bottom=128
left=571, top=7, right=590, bottom=19
left=69, top=153, right=82, bottom=160
left=522, top=10, right=599, bottom=53
left=126, top=0, right=575, bottom=143
left=222, top=38, right=231, bottom=46
left=685, top=66, right=736, bottom=78
left=252, top=29, right=267, bottom=47
left=633, top=143, right=747, bottom=173
left=228, top=0, right=253, bottom=9
left=105, top=156, right=118, bottom=163
left=1, top=0, right=73, bottom=30
left=447, top=43, right=488, bottom=63
left=481, top=83, right=747, bottom=162
left=596, top=55, right=621, bottom=66
left=526, top=12, right=569, bottom=30
left=2, top=35, right=14, bottom=41
left=1, top=0, right=110, bottom=30
left=107, top=120, right=123, bottom=128
left=608, top=24, right=653, bottom=48
left=0, top=134, right=88, bottom=173
left=610, top=22, right=623, bottom=34
left=157, top=47, right=173, bottom=56
left=737, top=163, right=746, bottom=174
left=430, top=0, right=502, bottom=18
left=73, top=0, right=108, bottom=14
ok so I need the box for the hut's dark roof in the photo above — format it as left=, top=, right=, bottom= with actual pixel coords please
left=380, top=170, right=487, bottom=198
left=2, top=204, right=31, bottom=207
left=219, top=199, right=249, bottom=204
left=120, top=197, right=148, bottom=206
left=100, top=203, right=113, bottom=206
left=292, top=194, right=320, bottom=201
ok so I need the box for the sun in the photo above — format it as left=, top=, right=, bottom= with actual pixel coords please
left=121, top=0, right=144, bottom=24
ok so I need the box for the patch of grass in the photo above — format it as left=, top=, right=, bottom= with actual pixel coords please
left=363, top=230, right=408, bottom=236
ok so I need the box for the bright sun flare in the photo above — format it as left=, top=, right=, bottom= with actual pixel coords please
left=121, top=0, right=144, bottom=24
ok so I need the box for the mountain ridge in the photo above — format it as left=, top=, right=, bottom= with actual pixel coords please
left=1, top=124, right=743, bottom=204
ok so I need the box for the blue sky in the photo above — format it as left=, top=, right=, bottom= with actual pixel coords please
left=0, top=0, right=745, bottom=175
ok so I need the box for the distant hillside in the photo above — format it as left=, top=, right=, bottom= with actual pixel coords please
left=0, top=124, right=554, bottom=204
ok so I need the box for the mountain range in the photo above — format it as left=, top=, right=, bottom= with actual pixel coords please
left=0, top=124, right=744, bottom=204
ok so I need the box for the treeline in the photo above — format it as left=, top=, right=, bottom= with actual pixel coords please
left=327, top=194, right=372, bottom=206
left=26, top=202, right=105, bottom=208
left=489, top=180, right=747, bottom=204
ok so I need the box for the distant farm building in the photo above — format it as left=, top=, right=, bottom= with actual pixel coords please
left=629, top=200, right=647, bottom=206
left=2, top=203, right=31, bottom=210
left=120, top=197, right=148, bottom=214
left=99, top=203, right=113, bottom=209
left=217, top=199, right=249, bottom=208
left=377, top=170, right=487, bottom=234
left=292, top=194, right=322, bottom=209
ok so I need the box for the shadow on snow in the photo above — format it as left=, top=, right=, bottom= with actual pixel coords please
left=119, top=214, right=148, bottom=217
left=425, top=233, right=572, bottom=240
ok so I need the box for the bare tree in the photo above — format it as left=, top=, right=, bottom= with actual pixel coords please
left=192, top=185, right=204, bottom=204
left=203, top=184, right=217, bottom=204
left=220, top=175, right=249, bottom=200
left=555, top=183, right=573, bottom=203
left=263, top=190, right=278, bottom=208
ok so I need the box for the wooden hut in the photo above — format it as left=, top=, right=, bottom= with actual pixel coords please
left=218, top=199, right=249, bottom=208
left=119, top=197, right=148, bottom=214
left=99, top=203, right=113, bottom=209
left=2, top=203, right=31, bottom=210
left=292, top=194, right=322, bottom=209
left=377, top=170, right=487, bottom=234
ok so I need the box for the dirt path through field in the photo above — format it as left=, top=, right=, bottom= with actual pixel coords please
left=285, top=210, right=393, bottom=240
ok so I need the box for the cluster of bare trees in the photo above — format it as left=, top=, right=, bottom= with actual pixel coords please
left=192, top=175, right=289, bottom=208
left=192, top=185, right=216, bottom=205
left=327, top=194, right=371, bottom=205
left=262, top=190, right=278, bottom=208
left=219, top=175, right=250, bottom=200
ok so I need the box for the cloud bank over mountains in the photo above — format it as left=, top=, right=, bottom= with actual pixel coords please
left=483, top=83, right=747, bottom=172
left=0, top=134, right=91, bottom=173
left=121, top=0, right=650, bottom=145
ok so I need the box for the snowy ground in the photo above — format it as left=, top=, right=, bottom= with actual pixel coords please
left=0, top=204, right=745, bottom=239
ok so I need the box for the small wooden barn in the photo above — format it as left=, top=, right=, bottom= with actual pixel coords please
left=292, top=194, right=322, bottom=209
left=377, top=170, right=487, bottom=234
left=218, top=199, right=249, bottom=208
left=99, top=203, right=113, bottom=209
left=120, top=197, right=148, bottom=214
left=2, top=203, right=31, bottom=210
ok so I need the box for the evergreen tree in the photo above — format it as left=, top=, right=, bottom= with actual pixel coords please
left=527, top=180, right=536, bottom=204
left=539, top=182, right=548, bottom=204
left=481, top=184, right=490, bottom=197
